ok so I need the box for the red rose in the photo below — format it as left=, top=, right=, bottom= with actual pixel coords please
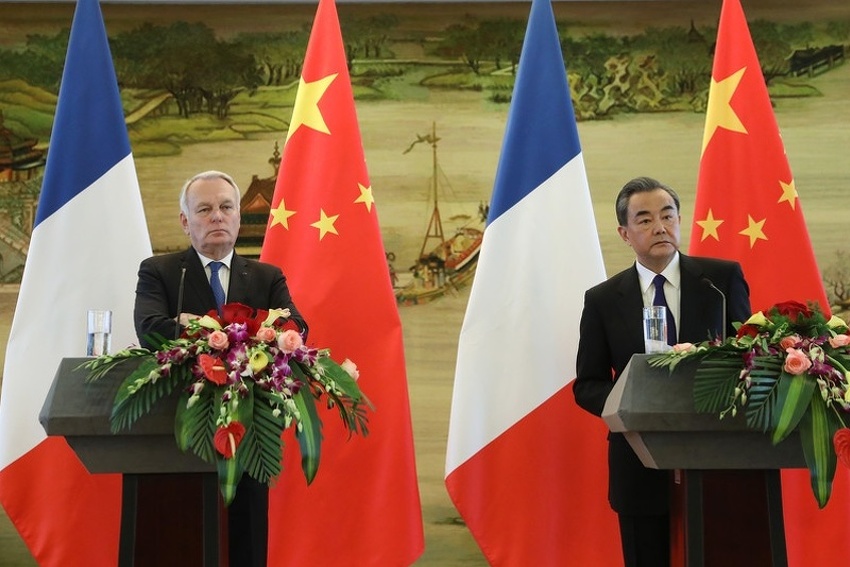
left=772, top=301, right=812, bottom=321
left=736, top=324, right=759, bottom=339
left=198, top=354, right=227, bottom=385
left=214, top=421, right=247, bottom=459
left=833, top=428, right=850, bottom=470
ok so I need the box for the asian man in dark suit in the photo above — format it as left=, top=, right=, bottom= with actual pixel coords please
left=133, top=170, right=306, bottom=567
left=573, top=177, right=751, bottom=567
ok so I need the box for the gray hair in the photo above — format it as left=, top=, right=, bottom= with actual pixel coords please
left=615, top=176, right=680, bottom=227
left=179, top=170, right=241, bottom=215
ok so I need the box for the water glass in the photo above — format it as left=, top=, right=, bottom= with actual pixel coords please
left=643, top=306, right=669, bottom=354
left=87, top=309, right=112, bottom=357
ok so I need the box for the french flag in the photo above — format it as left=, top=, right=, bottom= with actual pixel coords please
left=444, top=0, right=620, bottom=564
left=0, top=0, right=151, bottom=564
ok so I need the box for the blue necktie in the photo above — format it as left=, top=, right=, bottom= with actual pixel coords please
left=209, top=261, right=226, bottom=314
left=652, top=274, right=677, bottom=345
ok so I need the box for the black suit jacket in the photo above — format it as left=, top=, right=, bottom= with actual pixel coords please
left=573, top=254, right=750, bottom=515
left=134, top=247, right=307, bottom=348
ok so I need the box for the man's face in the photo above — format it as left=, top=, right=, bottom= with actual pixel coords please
left=617, top=188, right=681, bottom=272
left=180, top=177, right=241, bottom=260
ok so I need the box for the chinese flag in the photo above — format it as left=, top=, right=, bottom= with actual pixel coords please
left=259, top=0, right=424, bottom=565
left=690, top=0, right=849, bottom=565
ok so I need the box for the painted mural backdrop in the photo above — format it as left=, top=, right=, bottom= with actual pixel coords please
left=0, top=0, right=847, bottom=310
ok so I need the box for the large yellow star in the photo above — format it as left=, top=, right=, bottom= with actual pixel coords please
left=701, top=67, right=748, bottom=157
left=778, top=179, right=798, bottom=210
left=286, top=73, right=338, bottom=143
left=696, top=209, right=724, bottom=242
left=311, top=209, right=339, bottom=240
left=354, top=183, right=375, bottom=212
left=268, top=198, right=296, bottom=230
left=739, top=215, right=767, bottom=248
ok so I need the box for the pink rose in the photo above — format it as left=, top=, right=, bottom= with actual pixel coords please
left=277, top=329, right=303, bottom=353
left=672, top=342, right=694, bottom=354
left=783, top=348, right=812, bottom=375
left=779, top=335, right=801, bottom=350
left=255, top=326, right=276, bottom=343
left=207, top=330, right=229, bottom=351
left=341, top=358, right=360, bottom=381
left=829, top=334, right=850, bottom=348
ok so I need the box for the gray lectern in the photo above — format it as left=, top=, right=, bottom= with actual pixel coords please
left=39, top=357, right=219, bottom=567
left=603, top=354, right=803, bottom=567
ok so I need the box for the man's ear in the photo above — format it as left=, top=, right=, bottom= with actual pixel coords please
left=617, top=225, right=630, bottom=244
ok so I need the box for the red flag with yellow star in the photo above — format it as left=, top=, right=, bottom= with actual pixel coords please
left=690, top=0, right=849, bottom=565
left=259, top=0, right=424, bottom=564
left=691, top=0, right=828, bottom=313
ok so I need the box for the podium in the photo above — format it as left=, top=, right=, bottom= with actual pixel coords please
left=602, top=355, right=805, bottom=567
left=39, top=357, right=220, bottom=567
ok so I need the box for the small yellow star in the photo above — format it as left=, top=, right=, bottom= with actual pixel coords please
left=268, top=199, right=296, bottom=230
left=739, top=215, right=768, bottom=248
left=311, top=209, right=339, bottom=240
left=778, top=179, right=798, bottom=210
left=286, top=73, right=338, bottom=143
left=696, top=209, right=724, bottom=242
left=701, top=67, right=748, bottom=157
left=354, top=183, right=375, bottom=212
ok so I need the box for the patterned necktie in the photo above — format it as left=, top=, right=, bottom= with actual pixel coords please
left=209, top=261, right=226, bottom=314
left=652, top=274, right=677, bottom=345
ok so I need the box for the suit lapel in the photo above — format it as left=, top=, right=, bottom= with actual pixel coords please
left=679, top=255, right=719, bottom=342
left=615, top=265, right=647, bottom=351
left=181, top=248, right=217, bottom=315
left=226, top=254, right=251, bottom=306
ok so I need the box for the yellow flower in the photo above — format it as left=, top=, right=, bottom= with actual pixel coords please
left=249, top=350, right=269, bottom=373
left=744, top=311, right=768, bottom=327
left=264, top=308, right=292, bottom=326
left=827, top=315, right=848, bottom=330
left=197, top=315, right=222, bottom=330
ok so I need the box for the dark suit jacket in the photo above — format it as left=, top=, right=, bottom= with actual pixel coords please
left=134, top=247, right=307, bottom=348
left=573, top=254, right=750, bottom=515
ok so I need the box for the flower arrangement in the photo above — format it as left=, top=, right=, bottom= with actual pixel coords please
left=82, top=303, right=370, bottom=504
left=648, top=300, right=850, bottom=507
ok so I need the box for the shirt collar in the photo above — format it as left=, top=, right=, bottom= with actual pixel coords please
left=636, top=251, right=680, bottom=294
left=197, top=250, right=234, bottom=270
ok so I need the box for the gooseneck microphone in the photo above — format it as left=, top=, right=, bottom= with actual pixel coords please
left=175, top=265, right=187, bottom=340
left=702, top=277, right=727, bottom=341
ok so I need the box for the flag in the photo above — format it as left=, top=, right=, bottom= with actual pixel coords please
left=691, top=0, right=850, bottom=564
left=444, top=0, right=618, bottom=564
left=0, top=0, right=152, bottom=564
left=259, top=0, right=424, bottom=564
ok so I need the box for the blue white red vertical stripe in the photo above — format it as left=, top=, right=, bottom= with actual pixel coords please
left=445, top=0, right=618, bottom=564
left=0, top=0, right=152, bottom=564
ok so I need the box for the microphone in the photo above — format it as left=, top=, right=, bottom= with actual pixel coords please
left=702, top=277, right=727, bottom=341
left=175, top=265, right=187, bottom=339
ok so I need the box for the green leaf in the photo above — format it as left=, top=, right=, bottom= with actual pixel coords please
left=239, top=388, right=284, bottom=484
left=174, top=387, right=216, bottom=462
left=110, top=360, right=186, bottom=434
left=743, top=372, right=779, bottom=432
left=216, top=453, right=244, bottom=507
left=771, top=372, right=816, bottom=444
left=315, top=357, right=362, bottom=400
left=797, top=394, right=840, bottom=508
left=293, top=385, right=323, bottom=485
left=692, top=355, right=741, bottom=414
